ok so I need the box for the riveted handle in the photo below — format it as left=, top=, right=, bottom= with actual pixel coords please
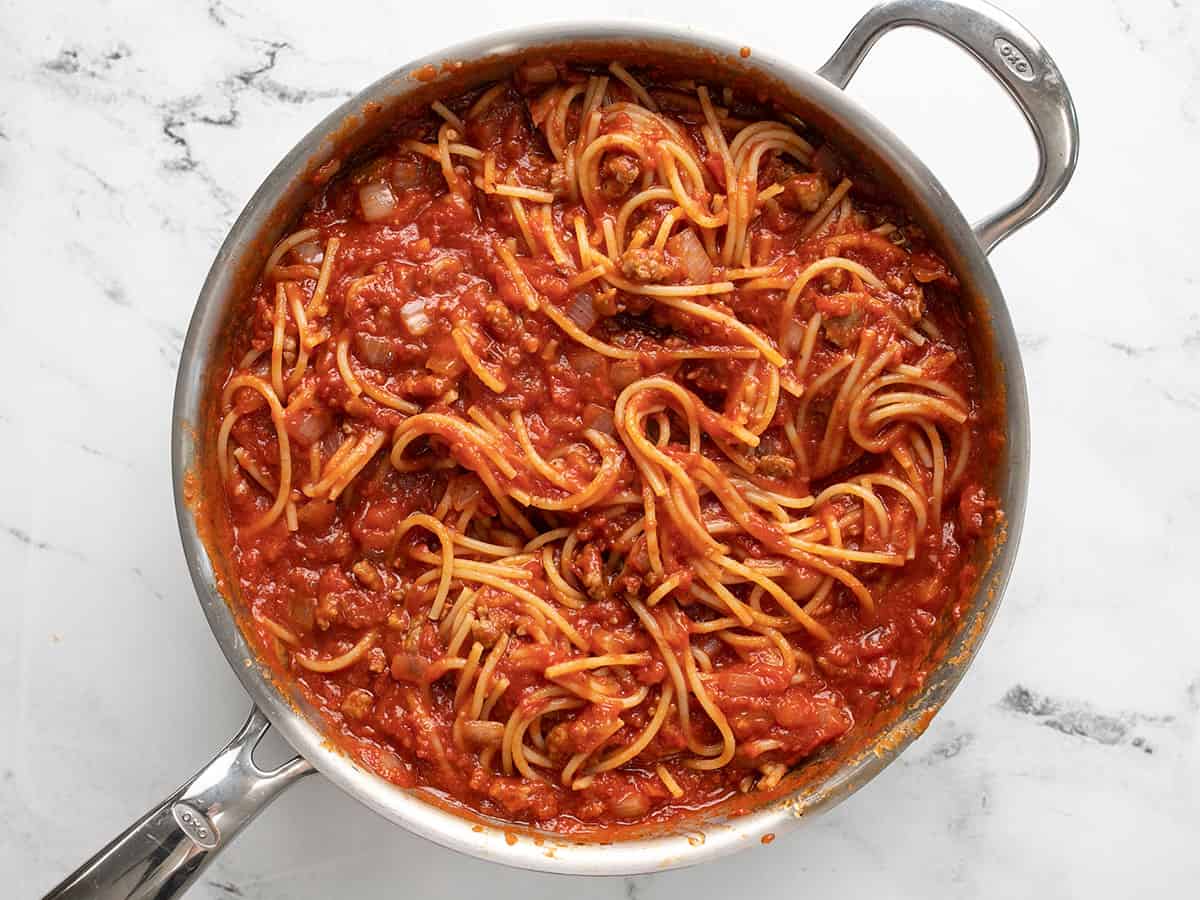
left=818, top=0, right=1079, bottom=253
left=44, top=707, right=314, bottom=900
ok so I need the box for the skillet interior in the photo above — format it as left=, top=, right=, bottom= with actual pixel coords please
left=173, top=25, right=1027, bottom=873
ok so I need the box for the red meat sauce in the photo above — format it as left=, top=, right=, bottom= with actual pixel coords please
left=218, top=68, right=1003, bottom=834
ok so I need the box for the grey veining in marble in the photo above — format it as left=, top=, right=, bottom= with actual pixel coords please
left=3, top=0, right=1198, bottom=896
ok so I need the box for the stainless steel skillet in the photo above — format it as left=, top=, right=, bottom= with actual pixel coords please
left=47, top=1, right=1077, bottom=895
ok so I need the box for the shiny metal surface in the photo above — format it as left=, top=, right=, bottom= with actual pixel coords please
left=48, top=1, right=1078, bottom=894
left=816, top=0, right=1079, bottom=252
left=44, top=710, right=313, bottom=899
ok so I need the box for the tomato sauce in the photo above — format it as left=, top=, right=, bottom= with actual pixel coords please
left=214, top=61, right=1002, bottom=834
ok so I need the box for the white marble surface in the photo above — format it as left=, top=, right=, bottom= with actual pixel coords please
left=3, top=0, right=1198, bottom=896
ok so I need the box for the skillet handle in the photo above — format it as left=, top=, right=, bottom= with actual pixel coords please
left=44, top=707, right=314, bottom=900
left=817, top=0, right=1079, bottom=254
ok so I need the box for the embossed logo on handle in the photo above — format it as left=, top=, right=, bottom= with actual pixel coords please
left=994, top=36, right=1036, bottom=82
left=172, top=802, right=219, bottom=849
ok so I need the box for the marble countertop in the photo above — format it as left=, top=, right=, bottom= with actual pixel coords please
left=3, top=0, right=1198, bottom=896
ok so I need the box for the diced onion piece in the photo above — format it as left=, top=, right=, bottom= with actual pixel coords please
left=392, top=157, right=426, bottom=188
left=354, top=333, right=396, bottom=368
left=400, top=299, right=433, bottom=336
left=583, top=403, right=615, bottom=435
left=292, top=240, right=324, bottom=265
left=715, top=671, right=781, bottom=696
left=232, top=385, right=268, bottom=414
left=449, top=476, right=483, bottom=508
left=370, top=746, right=407, bottom=777
left=519, top=61, right=558, bottom=84
left=565, top=291, right=598, bottom=332
left=359, top=180, right=397, bottom=222
left=611, top=792, right=650, bottom=819
left=609, top=359, right=641, bottom=391
left=463, top=720, right=505, bottom=747
left=667, top=228, right=714, bottom=283
left=286, top=405, right=331, bottom=446
left=812, top=144, right=843, bottom=181
left=567, top=346, right=604, bottom=377
left=427, top=349, right=465, bottom=376
left=289, top=595, right=316, bottom=630
left=295, top=498, right=336, bottom=531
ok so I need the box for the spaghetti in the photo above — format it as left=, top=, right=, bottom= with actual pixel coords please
left=215, top=60, right=1001, bottom=833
